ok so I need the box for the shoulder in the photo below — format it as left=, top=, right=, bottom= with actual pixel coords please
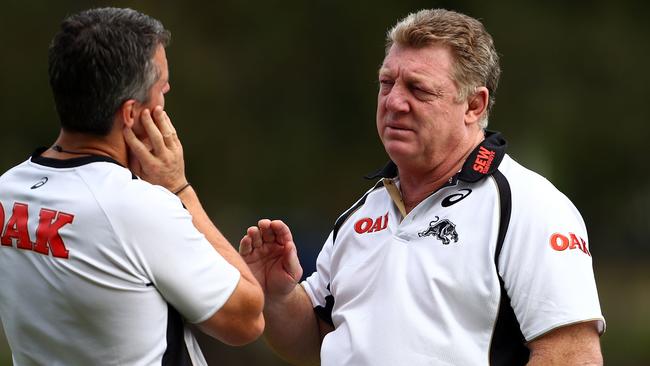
left=78, top=163, right=184, bottom=224
left=498, top=155, right=582, bottom=220
left=0, top=159, right=34, bottom=183
left=332, top=179, right=387, bottom=243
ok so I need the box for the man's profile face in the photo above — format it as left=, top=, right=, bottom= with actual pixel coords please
left=376, top=43, right=470, bottom=169
left=131, top=44, right=170, bottom=138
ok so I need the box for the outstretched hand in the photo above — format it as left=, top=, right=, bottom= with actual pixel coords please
left=240, top=219, right=303, bottom=300
left=123, top=106, right=188, bottom=193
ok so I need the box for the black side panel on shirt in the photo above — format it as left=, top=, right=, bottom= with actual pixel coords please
left=490, top=170, right=530, bottom=365
left=162, top=304, right=193, bottom=366
left=314, top=284, right=335, bottom=327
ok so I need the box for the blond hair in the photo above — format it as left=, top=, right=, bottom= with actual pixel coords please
left=386, top=9, right=500, bottom=128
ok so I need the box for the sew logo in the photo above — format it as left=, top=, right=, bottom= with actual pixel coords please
left=354, top=213, right=389, bottom=234
left=0, top=202, right=74, bottom=259
left=473, top=146, right=495, bottom=174
left=549, top=232, right=591, bottom=256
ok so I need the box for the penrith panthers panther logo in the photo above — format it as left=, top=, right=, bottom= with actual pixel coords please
left=418, top=216, right=459, bottom=245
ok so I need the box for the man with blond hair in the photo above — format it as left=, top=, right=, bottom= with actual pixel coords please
left=240, top=8, right=605, bottom=365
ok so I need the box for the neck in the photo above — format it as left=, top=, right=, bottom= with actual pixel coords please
left=42, top=127, right=128, bottom=166
left=398, top=132, right=484, bottom=213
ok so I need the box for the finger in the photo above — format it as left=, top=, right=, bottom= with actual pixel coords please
left=163, top=111, right=181, bottom=149
left=248, top=226, right=263, bottom=249
left=239, top=235, right=252, bottom=256
left=270, top=220, right=294, bottom=245
left=283, top=244, right=303, bottom=282
left=141, top=137, right=153, bottom=152
left=155, top=106, right=177, bottom=136
left=153, top=107, right=177, bottom=148
left=258, top=219, right=276, bottom=243
left=140, top=108, right=165, bottom=153
left=123, top=125, right=155, bottom=166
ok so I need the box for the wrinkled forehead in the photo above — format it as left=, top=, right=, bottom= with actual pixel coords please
left=379, top=43, right=456, bottom=79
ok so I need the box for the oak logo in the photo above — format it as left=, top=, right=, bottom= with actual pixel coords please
left=473, top=146, right=495, bottom=174
left=549, top=232, right=591, bottom=256
left=418, top=216, right=459, bottom=245
left=0, top=201, right=73, bottom=259
left=354, top=213, right=389, bottom=234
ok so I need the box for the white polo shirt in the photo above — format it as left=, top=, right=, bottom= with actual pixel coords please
left=0, top=149, right=240, bottom=366
left=302, top=131, right=605, bottom=366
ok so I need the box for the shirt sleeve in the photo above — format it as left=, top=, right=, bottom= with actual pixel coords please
left=301, top=231, right=335, bottom=325
left=499, top=179, right=605, bottom=341
left=113, top=183, right=240, bottom=324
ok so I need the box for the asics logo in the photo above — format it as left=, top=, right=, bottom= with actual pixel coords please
left=441, top=189, right=472, bottom=207
left=30, top=177, right=49, bottom=189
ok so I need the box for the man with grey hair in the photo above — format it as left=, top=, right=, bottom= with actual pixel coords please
left=240, top=8, right=605, bottom=365
left=0, top=7, right=263, bottom=365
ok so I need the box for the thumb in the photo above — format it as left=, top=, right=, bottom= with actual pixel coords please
left=283, top=244, right=303, bottom=282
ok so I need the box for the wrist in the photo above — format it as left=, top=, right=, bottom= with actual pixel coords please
left=265, top=283, right=303, bottom=310
left=173, top=182, right=191, bottom=195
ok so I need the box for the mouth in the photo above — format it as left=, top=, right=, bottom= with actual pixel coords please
left=385, top=123, right=414, bottom=135
left=387, top=125, right=411, bottom=131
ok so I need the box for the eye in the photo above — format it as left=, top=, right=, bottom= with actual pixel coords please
left=379, top=79, right=394, bottom=93
left=411, top=85, right=440, bottom=100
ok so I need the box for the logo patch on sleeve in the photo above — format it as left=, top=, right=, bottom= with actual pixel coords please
left=549, top=232, right=591, bottom=256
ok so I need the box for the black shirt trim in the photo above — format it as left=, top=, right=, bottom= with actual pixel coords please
left=162, top=304, right=193, bottom=366
left=332, top=180, right=384, bottom=244
left=365, top=161, right=398, bottom=180
left=364, top=130, right=507, bottom=184
left=489, top=170, right=529, bottom=365
left=314, top=284, right=335, bottom=327
left=30, top=147, right=125, bottom=169
left=457, top=131, right=507, bottom=183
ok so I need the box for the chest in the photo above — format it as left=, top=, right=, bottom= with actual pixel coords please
left=329, top=182, right=502, bottom=306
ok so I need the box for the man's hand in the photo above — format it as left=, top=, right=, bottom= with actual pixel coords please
left=239, top=219, right=303, bottom=300
left=123, top=106, right=188, bottom=193
left=241, top=219, right=326, bottom=365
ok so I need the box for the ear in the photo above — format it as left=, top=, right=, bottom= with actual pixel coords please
left=464, top=86, right=489, bottom=126
left=120, top=99, right=138, bottom=128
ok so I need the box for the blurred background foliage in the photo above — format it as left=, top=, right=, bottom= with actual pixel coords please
left=1, top=0, right=649, bottom=365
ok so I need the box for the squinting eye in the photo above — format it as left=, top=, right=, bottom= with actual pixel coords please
left=379, top=80, right=394, bottom=92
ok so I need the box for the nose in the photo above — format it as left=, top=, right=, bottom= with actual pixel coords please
left=384, top=84, right=410, bottom=113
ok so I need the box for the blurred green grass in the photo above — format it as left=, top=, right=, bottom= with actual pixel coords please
left=0, top=262, right=647, bottom=365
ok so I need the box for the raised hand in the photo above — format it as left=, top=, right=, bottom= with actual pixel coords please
left=123, top=106, right=188, bottom=193
left=239, top=219, right=303, bottom=300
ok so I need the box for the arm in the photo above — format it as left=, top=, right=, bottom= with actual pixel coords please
left=123, top=107, right=264, bottom=346
left=527, top=321, right=602, bottom=365
left=240, top=219, right=333, bottom=365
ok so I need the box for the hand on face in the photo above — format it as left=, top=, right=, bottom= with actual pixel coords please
left=239, top=219, right=303, bottom=300
left=122, top=106, right=188, bottom=193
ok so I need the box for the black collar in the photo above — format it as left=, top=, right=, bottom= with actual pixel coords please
left=30, top=147, right=125, bottom=169
left=365, top=130, right=507, bottom=183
